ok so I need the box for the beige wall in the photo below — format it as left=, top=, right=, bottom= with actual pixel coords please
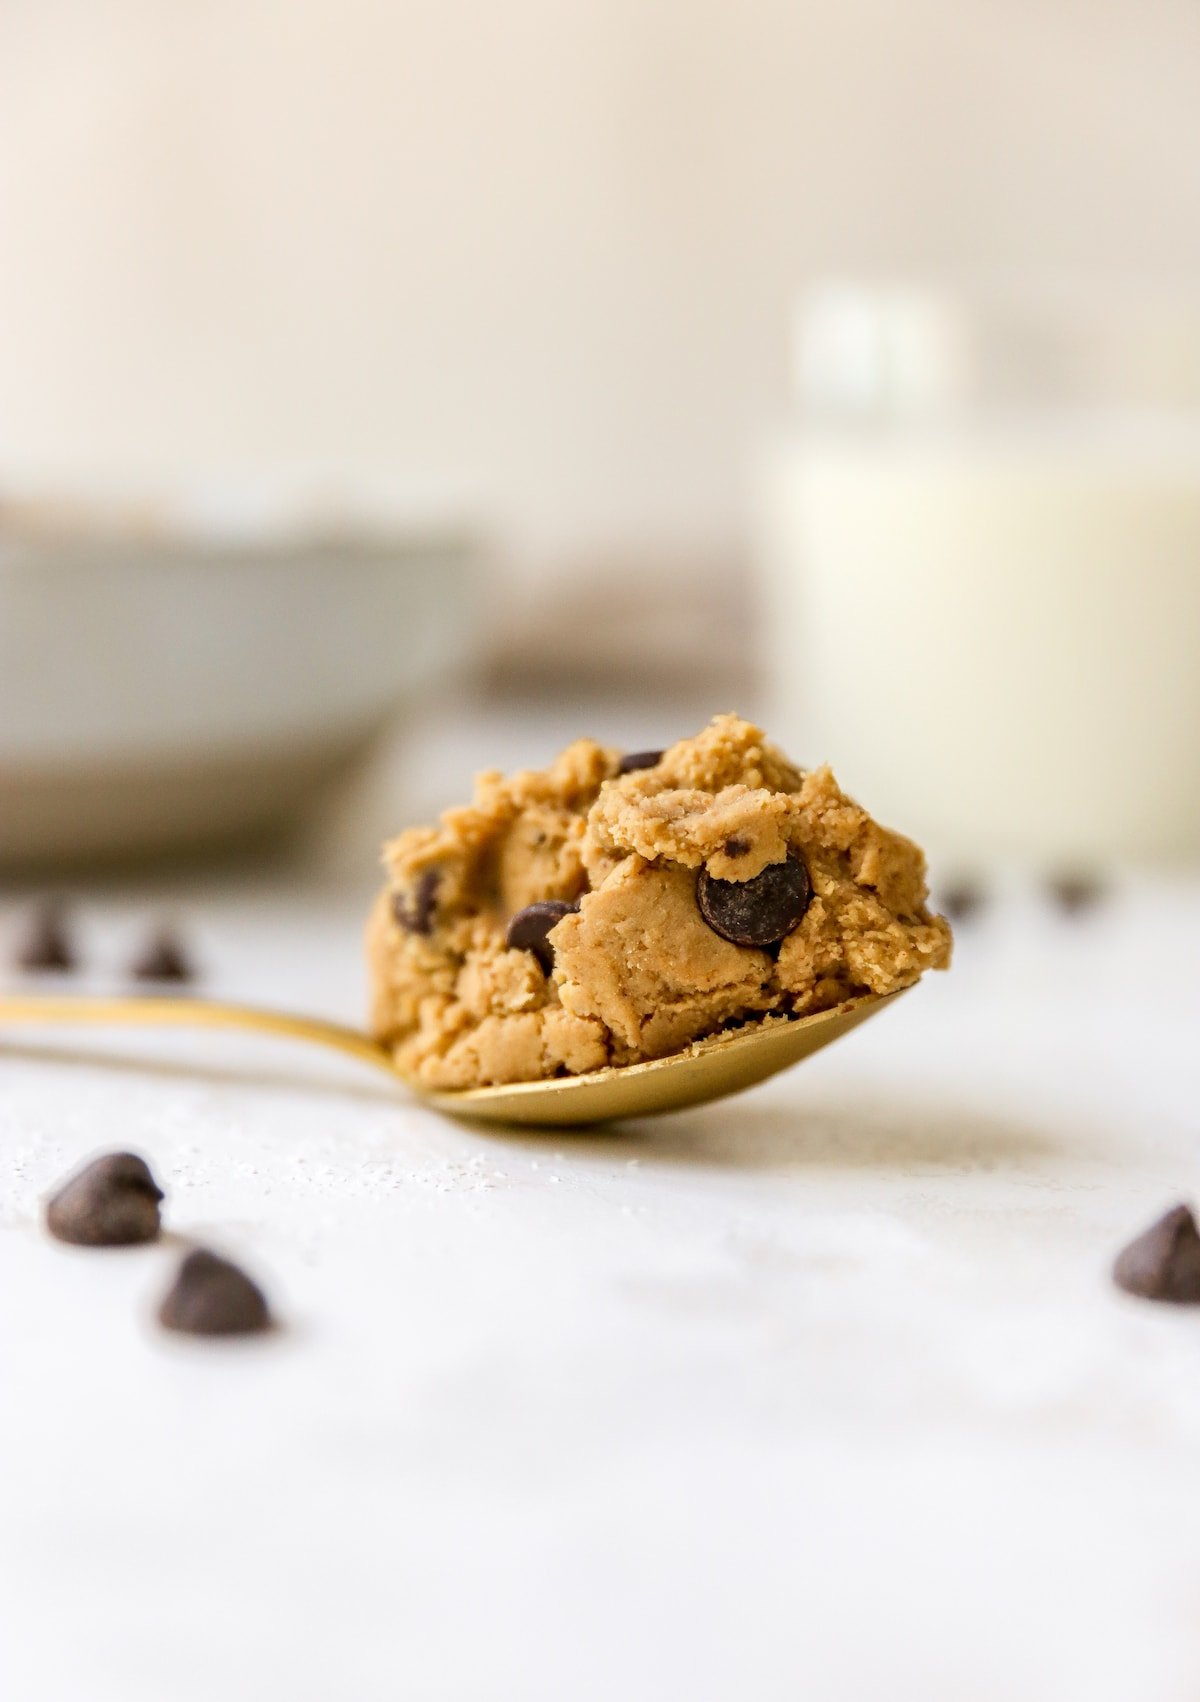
left=1, top=0, right=1198, bottom=579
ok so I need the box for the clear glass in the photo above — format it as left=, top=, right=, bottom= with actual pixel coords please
left=758, top=281, right=1200, bottom=868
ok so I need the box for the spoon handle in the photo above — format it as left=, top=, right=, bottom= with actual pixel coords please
left=0, top=994, right=397, bottom=1078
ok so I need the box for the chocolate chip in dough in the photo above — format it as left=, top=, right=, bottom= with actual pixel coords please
left=15, top=900, right=76, bottom=973
left=45, top=1152, right=164, bottom=1247
left=505, top=900, right=579, bottom=975
left=158, top=1248, right=273, bottom=1337
left=617, top=750, right=663, bottom=775
left=723, top=836, right=751, bottom=859
left=696, top=853, right=812, bottom=948
left=1113, top=1205, right=1200, bottom=1303
left=393, top=869, right=440, bottom=935
left=131, top=927, right=194, bottom=983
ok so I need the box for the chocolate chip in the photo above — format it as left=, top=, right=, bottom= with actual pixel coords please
left=696, top=853, right=812, bottom=948
left=1113, top=1205, right=1200, bottom=1303
left=940, top=879, right=986, bottom=923
left=505, top=900, right=578, bottom=975
left=1049, top=873, right=1104, bottom=915
left=158, top=1248, right=273, bottom=1337
left=131, top=927, right=194, bottom=983
left=723, top=836, right=751, bottom=858
left=15, top=901, right=75, bottom=972
left=618, top=750, right=663, bottom=775
left=45, top=1152, right=164, bottom=1247
left=393, top=869, right=440, bottom=935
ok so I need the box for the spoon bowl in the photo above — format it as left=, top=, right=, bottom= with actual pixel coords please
left=0, top=990, right=903, bottom=1126
left=420, top=994, right=900, bottom=1124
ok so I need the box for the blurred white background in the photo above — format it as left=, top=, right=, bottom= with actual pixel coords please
left=3, top=0, right=1200, bottom=869
left=2, top=0, right=1199, bottom=593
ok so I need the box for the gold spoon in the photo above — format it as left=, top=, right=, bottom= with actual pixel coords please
left=0, top=989, right=902, bottom=1126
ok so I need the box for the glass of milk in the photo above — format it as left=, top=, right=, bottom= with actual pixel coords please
left=757, top=283, right=1200, bottom=869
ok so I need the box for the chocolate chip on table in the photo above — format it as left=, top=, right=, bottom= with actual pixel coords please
left=158, top=1248, right=273, bottom=1337
left=15, top=900, right=76, bottom=972
left=696, top=853, right=812, bottom=948
left=1049, top=873, right=1105, bottom=915
left=131, top=927, right=194, bottom=983
left=505, top=900, right=579, bottom=975
left=393, top=868, right=440, bottom=935
left=45, top=1152, right=164, bottom=1247
left=618, top=750, right=663, bottom=775
left=1113, top=1205, right=1200, bottom=1303
left=940, top=879, right=986, bottom=923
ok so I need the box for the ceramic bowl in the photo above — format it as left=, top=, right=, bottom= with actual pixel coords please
left=0, top=508, right=476, bottom=867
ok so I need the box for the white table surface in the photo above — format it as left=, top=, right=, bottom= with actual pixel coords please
left=3, top=703, right=1200, bottom=1702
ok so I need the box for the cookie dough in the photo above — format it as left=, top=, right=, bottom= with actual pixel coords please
left=367, top=714, right=952, bottom=1090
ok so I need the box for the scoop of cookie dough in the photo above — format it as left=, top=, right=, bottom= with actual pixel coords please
left=367, top=714, right=952, bottom=1090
